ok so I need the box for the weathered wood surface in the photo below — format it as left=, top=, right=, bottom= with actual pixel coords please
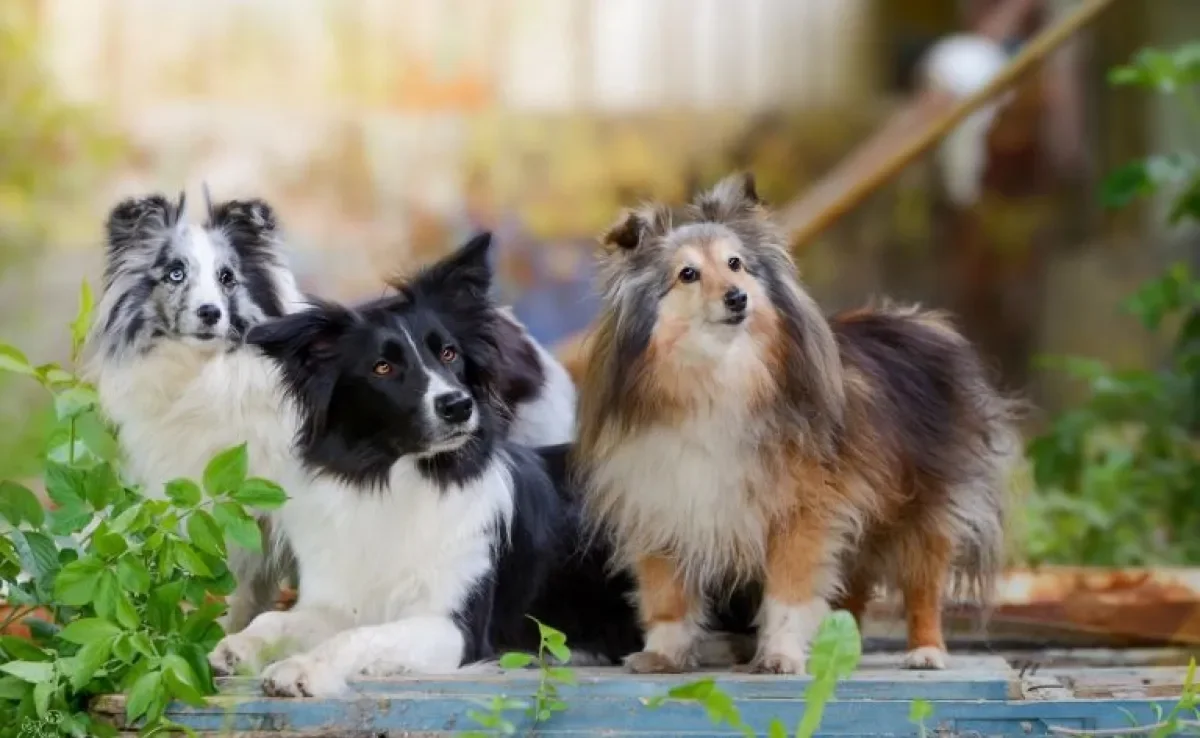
left=93, top=654, right=1200, bottom=736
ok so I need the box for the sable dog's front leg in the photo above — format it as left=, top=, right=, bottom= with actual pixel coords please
left=755, top=508, right=843, bottom=674
left=625, top=554, right=704, bottom=674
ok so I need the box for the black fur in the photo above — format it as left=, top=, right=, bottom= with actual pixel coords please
left=247, top=233, right=642, bottom=665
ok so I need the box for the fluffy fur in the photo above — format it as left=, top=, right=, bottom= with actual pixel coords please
left=207, top=236, right=642, bottom=697
left=86, top=193, right=308, bottom=633
left=574, top=173, right=1019, bottom=674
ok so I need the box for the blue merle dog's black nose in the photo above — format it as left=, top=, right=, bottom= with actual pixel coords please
left=434, top=391, right=473, bottom=424
left=196, top=304, right=222, bottom=326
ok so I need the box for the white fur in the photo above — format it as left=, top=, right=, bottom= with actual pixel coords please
left=756, top=597, right=829, bottom=674
left=509, top=338, right=576, bottom=446
left=211, top=453, right=514, bottom=696
left=641, top=615, right=704, bottom=668
left=903, top=646, right=948, bottom=670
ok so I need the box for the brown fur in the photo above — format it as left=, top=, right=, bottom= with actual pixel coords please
left=574, top=172, right=1019, bottom=673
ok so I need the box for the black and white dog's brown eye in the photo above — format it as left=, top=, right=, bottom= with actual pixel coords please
left=218, top=268, right=237, bottom=288
left=372, top=360, right=392, bottom=376
left=679, top=266, right=699, bottom=283
left=727, top=256, right=743, bottom=272
left=440, top=346, right=458, bottom=363
left=166, top=267, right=185, bottom=284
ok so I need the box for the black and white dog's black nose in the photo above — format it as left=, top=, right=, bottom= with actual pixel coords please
left=196, top=304, right=223, bottom=326
left=434, top=391, right=473, bottom=424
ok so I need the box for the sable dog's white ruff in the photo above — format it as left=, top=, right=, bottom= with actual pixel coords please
left=211, top=452, right=515, bottom=696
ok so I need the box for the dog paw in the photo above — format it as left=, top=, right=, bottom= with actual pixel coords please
left=903, top=646, right=948, bottom=670
left=742, top=652, right=807, bottom=675
left=209, top=634, right=266, bottom=677
left=262, top=655, right=347, bottom=698
left=624, top=651, right=688, bottom=674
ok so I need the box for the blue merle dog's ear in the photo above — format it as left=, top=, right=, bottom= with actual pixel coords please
left=207, top=198, right=280, bottom=249
left=246, top=301, right=351, bottom=370
left=105, top=193, right=184, bottom=255
left=395, top=232, right=494, bottom=306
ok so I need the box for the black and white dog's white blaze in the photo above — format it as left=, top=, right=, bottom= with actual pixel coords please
left=207, top=234, right=641, bottom=697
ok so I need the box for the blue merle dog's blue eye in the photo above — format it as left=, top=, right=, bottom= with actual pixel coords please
left=167, top=268, right=185, bottom=283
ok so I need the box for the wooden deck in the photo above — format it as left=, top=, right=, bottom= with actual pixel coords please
left=90, top=652, right=1200, bottom=736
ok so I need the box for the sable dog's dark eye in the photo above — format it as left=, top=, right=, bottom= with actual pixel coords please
left=679, top=267, right=699, bottom=283
left=727, top=257, right=743, bottom=272
left=372, top=361, right=392, bottom=376
left=440, top=346, right=458, bottom=363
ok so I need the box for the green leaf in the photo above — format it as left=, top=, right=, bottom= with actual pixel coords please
left=53, top=385, right=98, bottom=422
left=0, top=674, right=31, bottom=700
left=83, top=462, right=121, bottom=510
left=75, top=410, right=120, bottom=462
left=43, top=462, right=86, bottom=508
left=165, top=479, right=202, bottom=508
left=125, top=670, right=163, bottom=724
left=33, top=680, right=53, bottom=718
left=116, top=556, right=151, bottom=594
left=162, top=654, right=207, bottom=707
left=127, top=632, right=157, bottom=660
left=35, top=363, right=75, bottom=386
left=70, top=637, right=113, bottom=690
left=231, top=478, right=288, bottom=509
left=11, top=529, right=60, bottom=580
left=910, top=698, right=935, bottom=723
left=58, top=618, right=122, bottom=645
left=114, top=590, right=140, bottom=630
left=768, top=718, right=789, bottom=738
left=185, top=510, right=225, bottom=557
left=71, top=279, right=95, bottom=352
left=0, top=661, right=54, bottom=684
left=203, top=444, right=249, bottom=496
left=0, top=343, right=35, bottom=376
left=0, top=636, right=49, bottom=662
left=93, top=570, right=121, bottom=621
left=212, top=501, right=261, bottom=552
left=497, top=652, right=534, bottom=669
left=806, top=610, right=862, bottom=681
left=47, top=504, right=94, bottom=537
left=93, top=529, right=128, bottom=559
left=0, top=480, right=45, bottom=527
left=173, top=542, right=213, bottom=577
left=545, top=667, right=576, bottom=685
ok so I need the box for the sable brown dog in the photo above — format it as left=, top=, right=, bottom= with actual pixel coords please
left=573, top=173, right=1018, bottom=674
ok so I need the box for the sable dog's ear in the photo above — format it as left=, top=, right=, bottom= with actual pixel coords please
left=694, top=171, right=765, bottom=222
left=600, top=210, right=646, bottom=253
left=105, top=192, right=184, bottom=256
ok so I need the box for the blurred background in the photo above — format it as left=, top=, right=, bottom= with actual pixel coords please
left=4, top=0, right=1200, bottom=629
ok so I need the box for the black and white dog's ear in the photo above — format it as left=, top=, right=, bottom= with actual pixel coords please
left=396, top=232, right=494, bottom=305
left=246, top=302, right=349, bottom=370
left=105, top=193, right=184, bottom=255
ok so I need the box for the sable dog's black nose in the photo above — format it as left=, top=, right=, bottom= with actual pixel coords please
left=196, top=304, right=222, bottom=326
left=724, top=287, right=747, bottom=313
left=435, top=392, right=473, bottom=424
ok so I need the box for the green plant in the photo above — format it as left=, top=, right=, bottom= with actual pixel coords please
left=643, top=610, right=863, bottom=737
left=909, top=699, right=934, bottom=738
left=462, top=618, right=576, bottom=736
left=0, top=283, right=288, bottom=736
left=1026, top=42, right=1200, bottom=566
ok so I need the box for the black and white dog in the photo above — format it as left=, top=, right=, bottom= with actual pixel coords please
left=86, top=193, right=579, bottom=635
left=208, top=235, right=643, bottom=696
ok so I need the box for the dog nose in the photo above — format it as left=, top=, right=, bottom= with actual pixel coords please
left=196, top=304, right=222, bottom=326
left=723, top=287, right=747, bottom=313
left=434, top=391, right=473, bottom=424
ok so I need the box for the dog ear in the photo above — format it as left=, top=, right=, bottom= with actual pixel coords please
left=694, top=171, right=764, bottom=222
left=105, top=193, right=184, bottom=255
left=397, top=232, right=494, bottom=305
left=600, top=210, right=646, bottom=253
left=246, top=303, right=349, bottom=370
left=207, top=198, right=280, bottom=246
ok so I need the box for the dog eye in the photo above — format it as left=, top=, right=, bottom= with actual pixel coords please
left=727, top=257, right=743, bottom=272
left=166, top=268, right=186, bottom=284
left=440, top=346, right=458, bottom=363
left=679, top=267, right=699, bottom=283
left=218, top=268, right=237, bottom=287
left=372, top=361, right=392, bottom=376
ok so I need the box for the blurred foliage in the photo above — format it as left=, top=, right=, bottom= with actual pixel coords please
left=1025, top=43, right=1200, bottom=566
left=0, top=1, right=125, bottom=481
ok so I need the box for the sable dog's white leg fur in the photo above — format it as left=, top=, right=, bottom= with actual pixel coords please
left=261, top=616, right=465, bottom=698
left=208, top=608, right=348, bottom=678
